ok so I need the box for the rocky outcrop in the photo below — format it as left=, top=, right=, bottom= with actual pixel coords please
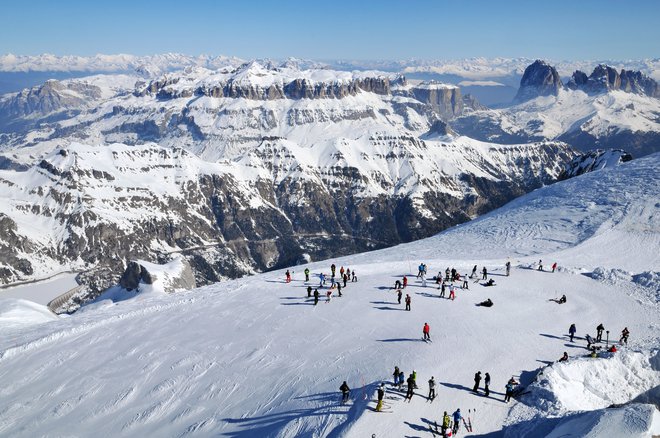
left=567, top=65, right=658, bottom=97
left=514, top=60, right=563, bottom=102
left=409, top=83, right=463, bottom=119
left=559, top=149, right=633, bottom=180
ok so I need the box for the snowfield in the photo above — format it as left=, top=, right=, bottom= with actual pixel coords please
left=0, top=154, right=658, bottom=437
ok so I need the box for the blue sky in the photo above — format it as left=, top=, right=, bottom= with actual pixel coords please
left=2, top=0, right=658, bottom=60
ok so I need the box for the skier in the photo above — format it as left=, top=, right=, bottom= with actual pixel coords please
left=449, top=285, right=456, bottom=300
left=504, top=377, right=518, bottom=402
left=477, top=298, right=493, bottom=307
left=423, top=322, right=431, bottom=341
left=393, top=366, right=400, bottom=385
left=551, top=262, right=557, bottom=273
left=441, top=411, right=451, bottom=436
left=484, top=372, right=491, bottom=397
left=470, top=265, right=477, bottom=279
left=428, top=376, right=436, bottom=400
left=405, top=374, right=415, bottom=401
left=596, top=323, right=605, bottom=342
left=462, top=274, right=468, bottom=289
left=482, top=266, right=488, bottom=280
left=452, top=409, right=462, bottom=434
left=307, top=286, right=312, bottom=298
left=620, top=327, right=630, bottom=345
left=331, top=264, right=336, bottom=277
left=339, top=381, right=350, bottom=403
left=405, top=294, right=411, bottom=311
left=585, top=333, right=595, bottom=349
left=304, top=267, right=310, bottom=282
left=558, top=351, right=569, bottom=362
left=538, top=260, right=543, bottom=271
left=397, top=289, right=402, bottom=304
left=473, top=371, right=481, bottom=393
left=569, top=323, right=577, bottom=342
left=351, top=271, right=357, bottom=282
left=505, top=261, right=511, bottom=276
left=313, top=289, right=319, bottom=305
left=376, top=383, right=385, bottom=411
left=285, top=270, right=291, bottom=283
left=402, top=276, right=408, bottom=288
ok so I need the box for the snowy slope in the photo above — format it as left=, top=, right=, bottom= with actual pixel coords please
left=0, top=153, right=658, bottom=437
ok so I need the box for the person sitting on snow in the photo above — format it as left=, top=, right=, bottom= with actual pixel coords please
left=557, top=351, right=569, bottom=362
left=477, top=298, right=494, bottom=307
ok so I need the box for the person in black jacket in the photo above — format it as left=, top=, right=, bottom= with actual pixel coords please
left=340, top=381, right=350, bottom=403
left=484, top=372, right=491, bottom=396
left=473, top=371, right=482, bottom=393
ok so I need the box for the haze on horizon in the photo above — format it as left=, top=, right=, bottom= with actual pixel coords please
left=1, top=0, right=659, bottom=61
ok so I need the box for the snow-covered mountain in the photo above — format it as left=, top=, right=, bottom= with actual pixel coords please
left=453, top=61, right=660, bottom=158
left=1, top=152, right=657, bottom=437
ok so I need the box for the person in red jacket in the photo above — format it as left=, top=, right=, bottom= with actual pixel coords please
left=402, top=276, right=408, bottom=288
left=423, top=323, right=431, bottom=341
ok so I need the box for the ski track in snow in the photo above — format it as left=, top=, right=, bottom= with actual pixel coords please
left=0, top=154, right=659, bottom=437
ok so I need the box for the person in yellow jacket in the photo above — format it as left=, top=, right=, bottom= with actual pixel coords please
left=441, top=411, right=451, bottom=436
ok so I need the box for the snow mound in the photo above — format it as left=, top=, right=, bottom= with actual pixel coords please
left=0, top=299, right=58, bottom=328
left=524, top=350, right=660, bottom=414
left=632, top=271, right=660, bottom=297
left=585, top=267, right=633, bottom=284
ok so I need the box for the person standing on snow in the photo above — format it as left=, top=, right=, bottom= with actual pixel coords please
left=552, top=262, right=557, bottom=272
left=418, top=263, right=425, bottom=278
left=452, top=409, right=462, bottom=434
left=439, top=281, right=446, bottom=298
left=402, top=276, right=408, bottom=288
left=462, top=274, right=468, bottom=289
left=393, top=366, right=400, bottom=385
left=340, top=266, right=345, bottom=278
left=398, top=371, right=405, bottom=390
left=428, top=376, right=436, bottom=400
left=339, top=381, right=350, bottom=403
left=423, top=322, right=431, bottom=341
left=620, top=327, right=630, bottom=344
left=376, top=383, right=385, bottom=411
left=405, top=294, right=411, bottom=311
left=472, top=371, right=482, bottom=393
left=343, top=273, right=348, bottom=287
left=484, top=372, right=491, bottom=397
left=331, top=264, right=336, bottom=277
left=569, top=323, right=577, bottom=342
left=449, top=285, right=456, bottom=301
left=307, top=286, right=312, bottom=298
left=405, top=374, right=415, bottom=401
left=421, top=273, right=427, bottom=287
left=470, top=265, right=477, bottom=278
left=538, top=260, right=543, bottom=271
left=441, top=411, right=451, bottom=436
left=397, top=289, right=402, bottom=304
left=337, top=282, right=342, bottom=297
left=285, top=270, right=291, bottom=283
left=482, top=266, right=488, bottom=280
left=596, top=323, right=605, bottom=342
left=505, top=261, right=511, bottom=276
left=304, top=267, right=310, bottom=282
left=319, top=273, right=325, bottom=288
left=313, top=289, right=319, bottom=305
left=504, top=377, right=518, bottom=402
left=351, top=270, right=357, bottom=282
left=411, top=370, right=418, bottom=388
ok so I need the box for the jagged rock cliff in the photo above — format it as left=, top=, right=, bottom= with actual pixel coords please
left=514, top=60, right=563, bottom=102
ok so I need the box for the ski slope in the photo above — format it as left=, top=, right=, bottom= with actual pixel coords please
left=0, top=154, right=658, bottom=437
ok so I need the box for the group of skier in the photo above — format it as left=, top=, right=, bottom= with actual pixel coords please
left=566, top=322, right=631, bottom=355
left=295, top=264, right=360, bottom=305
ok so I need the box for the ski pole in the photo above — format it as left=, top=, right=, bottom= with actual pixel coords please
left=606, top=330, right=609, bottom=348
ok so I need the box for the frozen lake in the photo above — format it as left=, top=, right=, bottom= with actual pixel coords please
left=0, top=273, right=79, bottom=305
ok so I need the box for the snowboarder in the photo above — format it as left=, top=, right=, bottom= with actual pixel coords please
left=505, top=261, right=511, bottom=276
left=285, top=270, right=291, bottom=283
left=405, top=294, right=411, bottom=311
left=339, top=381, right=350, bottom=403
left=441, top=411, right=451, bottom=436
left=393, top=366, right=400, bottom=385
left=402, top=276, right=408, bottom=288
left=376, top=383, right=385, bottom=411
left=304, top=267, right=310, bottom=282
left=423, top=322, right=431, bottom=341
left=331, top=264, right=336, bottom=277
left=551, top=262, right=557, bottom=273
left=452, top=409, right=462, bottom=434
left=558, top=294, right=566, bottom=304
left=484, top=372, right=491, bottom=397
left=470, top=265, right=477, bottom=279
left=473, top=371, right=481, bottom=393
left=569, top=323, right=577, bottom=342
left=504, top=377, right=518, bottom=402
left=449, top=285, right=456, bottom=300
left=558, top=351, right=569, bottom=362
left=313, top=289, right=319, bottom=305
left=477, top=298, right=493, bottom=307
left=397, top=289, right=402, bottom=304
left=620, top=327, right=630, bottom=345
left=538, top=260, right=543, bottom=271
left=596, top=323, right=605, bottom=342
left=307, top=286, right=312, bottom=298
left=482, top=266, right=488, bottom=280
left=405, top=374, right=415, bottom=401
left=428, top=376, right=436, bottom=400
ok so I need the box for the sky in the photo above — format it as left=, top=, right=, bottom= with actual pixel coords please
left=1, top=0, right=659, bottom=61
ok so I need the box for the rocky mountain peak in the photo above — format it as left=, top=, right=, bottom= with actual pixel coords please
left=567, top=65, right=658, bottom=97
left=514, top=60, right=563, bottom=102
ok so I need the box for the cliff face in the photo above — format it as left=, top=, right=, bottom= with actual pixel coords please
left=0, top=139, right=576, bottom=293
left=566, top=64, right=659, bottom=97
left=514, top=60, right=563, bottom=102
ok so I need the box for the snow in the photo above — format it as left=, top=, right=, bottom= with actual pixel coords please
left=0, top=299, right=59, bottom=329
left=0, top=154, right=658, bottom=437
